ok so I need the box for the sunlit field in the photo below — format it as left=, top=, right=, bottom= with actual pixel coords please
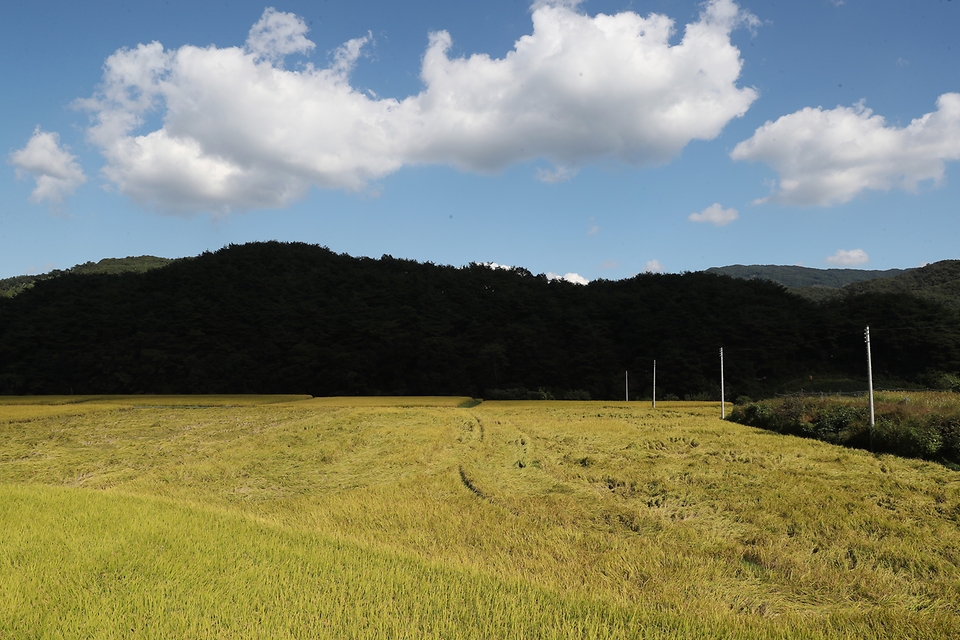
left=1, top=396, right=958, bottom=638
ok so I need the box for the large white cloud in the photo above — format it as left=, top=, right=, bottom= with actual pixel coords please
left=9, top=127, right=87, bottom=206
left=731, top=94, right=960, bottom=206
left=408, top=0, right=757, bottom=171
left=77, top=1, right=758, bottom=214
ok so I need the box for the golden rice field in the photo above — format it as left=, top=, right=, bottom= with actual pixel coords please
left=1, top=395, right=959, bottom=638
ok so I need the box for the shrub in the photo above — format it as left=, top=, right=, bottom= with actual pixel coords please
left=765, top=397, right=814, bottom=437
left=486, top=387, right=555, bottom=400
left=727, top=393, right=960, bottom=464
left=729, top=402, right=772, bottom=429
left=937, top=417, right=960, bottom=462
left=923, top=371, right=960, bottom=392
left=812, top=405, right=867, bottom=442
left=875, top=415, right=943, bottom=458
left=487, top=388, right=533, bottom=400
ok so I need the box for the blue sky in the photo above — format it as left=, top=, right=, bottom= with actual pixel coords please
left=2, top=0, right=958, bottom=282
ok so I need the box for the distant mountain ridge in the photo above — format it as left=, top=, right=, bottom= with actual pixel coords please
left=0, top=256, right=174, bottom=298
left=840, top=260, right=960, bottom=312
left=708, top=261, right=960, bottom=311
left=705, top=264, right=910, bottom=289
left=5, top=257, right=954, bottom=308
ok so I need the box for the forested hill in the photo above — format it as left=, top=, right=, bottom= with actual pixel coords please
left=0, top=242, right=958, bottom=399
left=706, top=264, right=908, bottom=289
left=0, top=256, right=174, bottom=298
left=839, top=260, right=960, bottom=312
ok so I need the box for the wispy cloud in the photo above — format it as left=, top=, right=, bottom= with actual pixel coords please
left=599, top=259, right=620, bottom=270
left=76, top=1, right=759, bottom=213
left=826, top=248, right=869, bottom=266
left=536, top=166, right=577, bottom=184
left=9, top=127, right=87, bottom=207
left=688, top=203, right=738, bottom=226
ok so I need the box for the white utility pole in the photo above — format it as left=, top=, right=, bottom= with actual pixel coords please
left=625, top=370, right=629, bottom=402
left=865, top=326, right=875, bottom=448
left=720, top=347, right=725, bottom=419
left=652, top=360, right=657, bottom=408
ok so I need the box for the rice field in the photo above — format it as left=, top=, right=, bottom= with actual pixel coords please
left=1, top=395, right=958, bottom=638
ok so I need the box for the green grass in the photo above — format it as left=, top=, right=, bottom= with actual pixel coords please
left=1, top=396, right=958, bottom=638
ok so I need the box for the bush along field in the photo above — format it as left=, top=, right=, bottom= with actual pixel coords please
left=729, top=391, right=960, bottom=466
left=1, top=396, right=959, bottom=638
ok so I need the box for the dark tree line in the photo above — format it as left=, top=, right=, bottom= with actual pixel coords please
left=0, top=241, right=957, bottom=399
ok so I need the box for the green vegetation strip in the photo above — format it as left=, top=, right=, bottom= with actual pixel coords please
left=729, top=391, right=960, bottom=465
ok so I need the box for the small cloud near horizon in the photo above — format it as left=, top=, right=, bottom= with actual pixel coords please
left=826, top=248, right=869, bottom=266
left=479, top=262, right=514, bottom=271
left=27, top=261, right=57, bottom=275
left=547, top=271, right=590, bottom=285
left=688, top=203, right=739, bottom=226
left=644, top=259, right=664, bottom=273
left=599, top=259, right=620, bottom=270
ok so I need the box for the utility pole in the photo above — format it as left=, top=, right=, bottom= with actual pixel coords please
left=720, top=347, right=725, bottom=419
left=652, top=360, right=657, bottom=408
left=625, top=370, right=629, bottom=402
left=865, top=326, right=875, bottom=450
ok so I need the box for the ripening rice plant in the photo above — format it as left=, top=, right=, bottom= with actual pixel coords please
left=0, top=396, right=957, bottom=638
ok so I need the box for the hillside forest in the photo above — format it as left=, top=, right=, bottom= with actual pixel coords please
left=0, top=242, right=958, bottom=399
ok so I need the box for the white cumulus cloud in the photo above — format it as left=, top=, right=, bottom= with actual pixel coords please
left=644, top=259, right=664, bottom=273
left=547, top=271, right=590, bottom=285
left=688, top=202, right=738, bottom=226
left=731, top=93, right=960, bottom=206
left=409, top=0, right=757, bottom=172
left=76, top=1, right=758, bottom=214
left=246, top=7, right=316, bottom=62
left=9, top=127, right=87, bottom=206
left=826, top=249, right=869, bottom=266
